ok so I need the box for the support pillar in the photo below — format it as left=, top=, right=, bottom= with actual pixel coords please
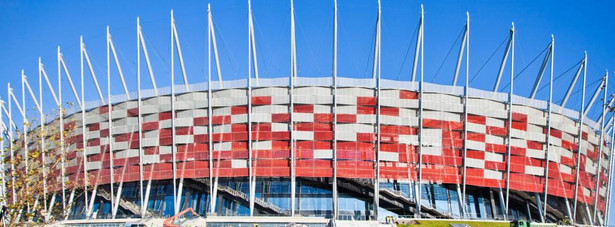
left=572, top=52, right=588, bottom=223
left=504, top=23, right=515, bottom=220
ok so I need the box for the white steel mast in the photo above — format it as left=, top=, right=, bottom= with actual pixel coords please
left=170, top=10, right=178, bottom=216
left=572, top=51, right=588, bottom=223
left=412, top=4, right=425, bottom=218
left=331, top=0, right=338, bottom=220
left=373, top=0, right=382, bottom=220
left=460, top=12, right=470, bottom=219
left=542, top=35, right=555, bottom=222
left=416, top=4, right=424, bottom=218
left=504, top=22, right=515, bottom=221
left=207, top=4, right=224, bottom=213
left=248, top=0, right=257, bottom=216
left=592, top=70, right=608, bottom=224
left=290, top=0, right=298, bottom=217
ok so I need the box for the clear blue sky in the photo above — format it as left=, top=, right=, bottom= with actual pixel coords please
left=1, top=0, right=615, bottom=222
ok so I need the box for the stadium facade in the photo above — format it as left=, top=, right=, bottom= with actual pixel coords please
left=0, top=1, right=613, bottom=226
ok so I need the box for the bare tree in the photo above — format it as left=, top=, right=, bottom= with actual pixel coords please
left=1, top=105, right=91, bottom=226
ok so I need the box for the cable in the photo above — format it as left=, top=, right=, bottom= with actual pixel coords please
left=535, top=60, right=583, bottom=94
left=145, top=32, right=170, bottom=76
left=212, top=20, right=240, bottom=77
left=396, top=20, right=420, bottom=80
left=469, top=34, right=509, bottom=84
left=173, top=25, right=207, bottom=77
left=431, top=25, right=465, bottom=83
left=556, top=77, right=602, bottom=104
left=498, top=42, right=550, bottom=92
left=253, top=15, right=281, bottom=77
left=363, top=20, right=378, bottom=78
left=297, top=21, right=320, bottom=77
left=338, top=17, right=361, bottom=77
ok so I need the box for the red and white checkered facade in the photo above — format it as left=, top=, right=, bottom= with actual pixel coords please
left=13, top=82, right=611, bottom=215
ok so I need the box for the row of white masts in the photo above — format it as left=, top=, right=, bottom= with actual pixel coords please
left=0, top=0, right=612, bottom=225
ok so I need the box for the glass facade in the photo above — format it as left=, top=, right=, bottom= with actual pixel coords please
left=64, top=179, right=544, bottom=222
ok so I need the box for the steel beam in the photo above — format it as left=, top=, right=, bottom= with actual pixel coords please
left=58, top=54, right=83, bottom=109
left=0, top=101, right=16, bottom=203
left=39, top=59, right=61, bottom=218
left=373, top=0, right=382, bottom=220
left=452, top=18, right=468, bottom=87
left=20, top=72, right=31, bottom=216
left=248, top=0, right=256, bottom=216
left=57, top=46, right=67, bottom=213
left=112, top=181, right=123, bottom=216
left=585, top=203, right=593, bottom=224
left=170, top=10, right=189, bottom=215
left=489, top=190, right=497, bottom=218
left=57, top=48, right=87, bottom=216
left=504, top=23, right=515, bottom=221
left=207, top=5, right=216, bottom=214
left=209, top=11, right=223, bottom=89
left=542, top=35, right=554, bottom=222
left=561, top=57, right=586, bottom=110
left=530, top=43, right=552, bottom=99
left=248, top=0, right=260, bottom=86
left=498, top=188, right=506, bottom=219
left=535, top=193, right=544, bottom=222
left=416, top=4, right=424, bottom=218
left=592, top=71, right=608, bottom=223
left=106, top=34, right=116, bottom=218
left=171, top=14, right=189, bottom=90
left=493, top=28, right=513, bottom=93
left=170, top=10, right=179, bottom=216
left=26, top=71, right=48, bottom=216
left=107, top=31, right=130, bottom=99
left=572, top=52, right=588, bottom=223
left=461, top=12, right=469, bottom=219
left=79, top=37, right=90, bottom=217
left=81, top=38, right=106, bottom=104
left=137, top=23, right=159, bottom=95
left=605, top=117, right=615, bottom=226
left=410, top=6, right=423, bottom=83
left=331, top=0, right=338, bottom=220
left=583, top=76, right=606, bottom=117
left=290, top=0, right=298, bottom=217
left=40, top=63, right=60, bottom=106
left=136, top=19, right=147, bottom=217
left=0, top=101, right=6, bottom=212
left=207, top=5, right=224, bottom=213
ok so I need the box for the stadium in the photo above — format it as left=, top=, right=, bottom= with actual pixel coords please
left=0, top=1, right=613, bottom=226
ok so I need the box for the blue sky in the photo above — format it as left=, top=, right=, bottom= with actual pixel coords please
left=1, top=0, right=615, bottom=222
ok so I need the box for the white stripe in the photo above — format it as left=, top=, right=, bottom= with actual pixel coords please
left=214, top=142, right=232, bottom=151
left=559, top=164, right=572, bottom=174
left=294, top=131, right=314, bottom=140
left=466, top=140, right=486, bottom=151
left=313, top=149, right=333, bottom=159
left=485, top=134, right=504, bottom=144
left=232, top=159, right=248, bottom=168
left=422, top=146, right=442, bottom=156
left=380, top=151, right=399, bottom=162
left=294, top=113, right=314, bottom=122
left=484, top=169, right=503, bottom=179
left=525, top=165, right=544, bottom=176
left=485, top=152, right=503, bottom=162
left=485, top=117, right=505, bottom=127
left=467, top=122, right=486, bottom=134
left=466, top=158, right=485, bottom=168
left=313, top=105, right=331, bottom=114
left=252, top=141, right=272, bottom=150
